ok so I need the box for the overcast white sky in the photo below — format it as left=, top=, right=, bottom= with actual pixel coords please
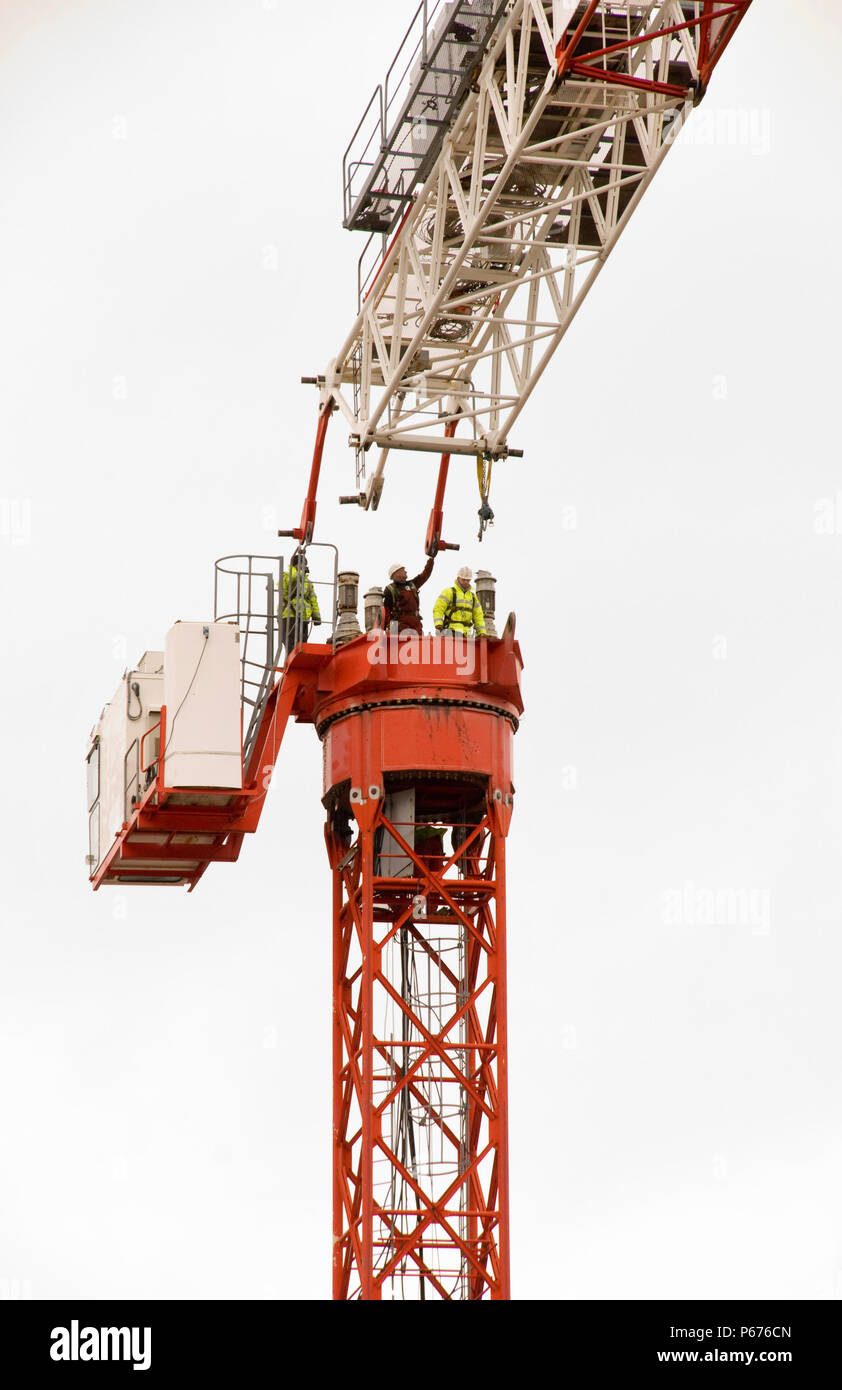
left=1, top=0, right=841, bottom=1300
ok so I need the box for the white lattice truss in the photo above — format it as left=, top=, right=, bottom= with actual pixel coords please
left=323, top=1, right=745, bottom=498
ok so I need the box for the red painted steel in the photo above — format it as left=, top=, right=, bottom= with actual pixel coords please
left=295, top=402, right=335, bottom=544
left=92, top=622, right=524, bottom=1300
left=698, top=2, right=752, bottom=86
left=363, top=203, right=415, bottom=303
left=567, top=61, right=689, bottom=99
left=321, top=629, right=522, bottom=1298
left=556, top=0, right=601, bottom=73
left=328, top=798, right=513, bottom=1299
left=87, top=0, right=758, bottom=1303
left=557, top=1, right=753, bottom=91
left=425, top=417, right=457, bottom=557
left=90, top=675, right=304, bottom=890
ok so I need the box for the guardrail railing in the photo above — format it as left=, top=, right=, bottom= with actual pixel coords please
left=342, top=1, right=508, bottom=236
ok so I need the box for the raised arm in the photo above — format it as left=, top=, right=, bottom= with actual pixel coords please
left=413, top=556, right=435, bottom=588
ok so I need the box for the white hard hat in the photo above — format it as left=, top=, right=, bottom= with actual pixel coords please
left=457, top=565, right=472, bottom=582
left=388, top=563, right=404, bottom=580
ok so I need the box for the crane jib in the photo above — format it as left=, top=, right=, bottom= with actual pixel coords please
left=315, top=0, right=753, bottom=520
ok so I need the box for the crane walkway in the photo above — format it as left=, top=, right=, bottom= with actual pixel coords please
left=344, top=1, right=511, bottom=234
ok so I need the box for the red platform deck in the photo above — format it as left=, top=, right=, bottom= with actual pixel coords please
left=90, top=623, right=523, bottom=891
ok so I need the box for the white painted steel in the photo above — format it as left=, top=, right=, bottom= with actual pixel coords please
left=379, top=789, right=416, bottom=877
left=327, top=1, right=707, bottom=497
left=163, top=622, right=243, bottom=790
left=87, top=654, right=164, bottom=871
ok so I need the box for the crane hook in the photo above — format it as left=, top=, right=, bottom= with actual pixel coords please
left=476, top=454, right=494, bottom=542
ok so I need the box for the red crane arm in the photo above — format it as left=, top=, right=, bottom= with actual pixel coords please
left=285, top=400, right=335, bottom=546
left=424, top=418, right=460, bottom=558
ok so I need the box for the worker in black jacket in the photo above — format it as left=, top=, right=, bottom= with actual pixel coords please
left=381, top=558, right=435, bottom=634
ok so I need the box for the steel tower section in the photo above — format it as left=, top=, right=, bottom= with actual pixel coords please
left=322, top=0, right=754, bottom=496
left=84, top=0, right=760, bottom=1304
left=316, top=628, right=523, bottom=1299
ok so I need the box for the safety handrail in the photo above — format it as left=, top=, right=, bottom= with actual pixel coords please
left=342, top=86, right=384, bottom=221
left=342, top=0, right=508, bottom=233
left=214, top=547, right=339, bottom=771
left=140, top=718, right=160, bottom=775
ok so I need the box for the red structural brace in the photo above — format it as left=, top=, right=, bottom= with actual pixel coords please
left=329, top=797, right=512, bottom=1300
left=556, top=1, right=754, bottom=94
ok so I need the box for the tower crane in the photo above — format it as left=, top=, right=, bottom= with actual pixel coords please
left=85, top=1, right=755, bottom=1300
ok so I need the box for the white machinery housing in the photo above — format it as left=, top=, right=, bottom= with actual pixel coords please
left=163, top=621, right=242, bottom=791
left=86, top=622, right=243, bottom=878
left=86, top=650, right=164, bottom=876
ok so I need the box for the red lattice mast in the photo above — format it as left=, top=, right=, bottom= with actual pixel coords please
left=319, top=632, right=521, bottom=1298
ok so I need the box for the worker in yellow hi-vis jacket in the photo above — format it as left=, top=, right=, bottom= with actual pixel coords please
left=433, top=566, right=486, bottom=636
left=280, top=551, right=321, bottom=657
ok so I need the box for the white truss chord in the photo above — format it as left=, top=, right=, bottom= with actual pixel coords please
left=320, top=1, right=752, bottom=504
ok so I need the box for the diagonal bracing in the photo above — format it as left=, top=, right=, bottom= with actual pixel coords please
left=321, top=1, right=753, bottom=499
left=331, top=803, right=509, bottom=1300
